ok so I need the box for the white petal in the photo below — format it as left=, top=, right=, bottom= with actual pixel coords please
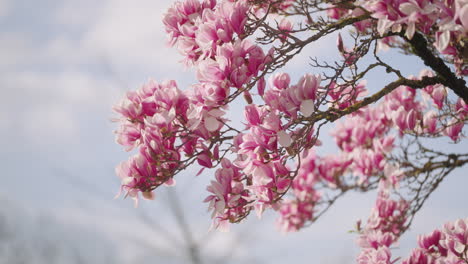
left=400, top=3, right=419, bottom=15
left=405, top=22, right=415, bottom=39
left=455, top=241, right=465, bottom=254
left=255, top=203, right=265, bottom=219
left=391, top=23, right=402, bottom=33
left=437, top=30, right=451, bottom=51
left=460, top=5, right=468, bottom=29
left=378, top=18, right=392, bottom=35
left=252, top=166, right=272, bottom=185
left=278, top=130, right=293, bottom=147
left=121, top=177, right=133, bottom=185
left=215, top=200, right=226, bottom=214
left=300, top=99, right=315, bottom=117
left=187, top=119, right=201, bottom=130
left=205, top=116, right=220, bottom=131
left=208, top=108, right=226, bottom=117
left=168, top=107, right=176, bottom=120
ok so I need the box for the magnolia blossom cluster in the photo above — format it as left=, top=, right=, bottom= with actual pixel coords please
left=356, top=180, right=409, bottom=264
left=357, top=215, right=468, bottom=264
left=113, top=80, right=189, bottom=203
left=276, top=150, right=320, bottom=232
left=272, top=68, right=466, bottom=232
left=187, top=39, right=269, bottom=137
left=385, top=70, right=468, bottom=141
left=204, top=73, right=323, bottom=229
left=164, top=0, right=271, bottom=143
left=112, top=0, right=467, bottom=255
left=331, top=103, right=394, bottom=184
left=328, top=0, right=468, bottom=75
left=332, top=70, right=467, bottom=174
left=163, top=0, right=247, bottom=63
left=403, top=218, right=468, bottom=264
left=204, top=158, right=250, bottom=230
left=114, top=0, right=274, bottom=204
left=263, top=73, right=320, bottom=118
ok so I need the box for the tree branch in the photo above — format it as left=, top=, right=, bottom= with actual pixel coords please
left=404, top=32, right=468, bottom=103
left=307, top=75, right=445, bottom=123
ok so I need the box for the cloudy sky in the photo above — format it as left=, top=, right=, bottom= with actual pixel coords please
left=0, top=0, right=467, bottom=263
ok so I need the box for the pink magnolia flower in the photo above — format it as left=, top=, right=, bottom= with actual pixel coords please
left=351, top=149, right=386, bottom=180
left=317, top=154, right=351, bottom=187
left=114, top=121, right=142, bottom=151
left=113, top=90, right=143, bottom=121
left=195, top=17, right=234, bottom=55
left=328, top=80, right=367, bottom=110
left=383, top=163, right=403, bottom=186
left=418, top=229, right=447, bottom=256
left=357, top=247, right=392, bottom=264
left=401, top=248, right=432, bottom=264
left=276, top=198, right=316, bottom=232
left=197, top=59, right=227, bottom=84
left=365, top=180, right=408, bottom=235
left=441, top=218, right=468, bottom=257
left=205, top=159, right=250, bottom=230
left=186, top=103, right=226, bottom=134
left=244, top=104, right=263, bottom=128
left=337, top=33, right=359, bottom=65
left=278, top=18, right=293, bottom=41
left=445, top=119, right=464, bottom=141
left=396, top=218, right=468, bottom=264
left=455, top=98, right=468, bottom=119
left=276, top=150, right=321, bottom=232
left=257, top=76, right=266, bottom=96
left=163, top=0, right=252, bottom=64
left=406, top=109, right=418, bottom=131
left=268, top=72, right=291, bottom=90
left=196, top=39, right=267, bottom=89
left=455, top=0, right=468, bottom=30
left=399, top=1, right=438, bottom=39
left=327, top=5, right=347, bottom=20
left=357, top=230, right=395, bottom=250
left=217, top=0, right=249, bottom=35
left=197, top=151, right=213, bottom=168
left=423, top=110, right=438, bottom=134
left=265, top=73, right=321, bottom=118
left=192, top=82, right=228, bottom=107
left=431, top=85, right=448, bottom=109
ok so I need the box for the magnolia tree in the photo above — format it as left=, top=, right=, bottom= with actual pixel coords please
left=112, top=0, right=468, bottom=263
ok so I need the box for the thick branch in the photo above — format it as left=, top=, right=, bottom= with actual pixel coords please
left=404, top=32, right=468, bottom=103
left=309, top=76, right=445, bottom=123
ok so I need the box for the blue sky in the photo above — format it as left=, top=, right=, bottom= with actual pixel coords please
left=0, top=0, right=467, bottom=263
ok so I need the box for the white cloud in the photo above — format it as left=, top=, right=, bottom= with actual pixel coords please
left=43, top=34, right=94, bottom=66
left=0, top=32, right=34, bottom=70
left=21, top=104, right=78, bottom=144
left=0, top=30, right=92, bottom=70
left=0, top=0, right=187, bottom=80
left=0, top=0, right=9, bottom=18
left=0, top=110, right=10, bottom=136
left=0, top=70, right=120, bottom=146
left=54, top=0, right=104, bottom=27
left=82, top=0, right=183, bottom=76
left=2, top=70, right=119, bottom=106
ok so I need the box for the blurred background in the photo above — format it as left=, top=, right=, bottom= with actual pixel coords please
left=0, top=0, right=467, bottom=263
